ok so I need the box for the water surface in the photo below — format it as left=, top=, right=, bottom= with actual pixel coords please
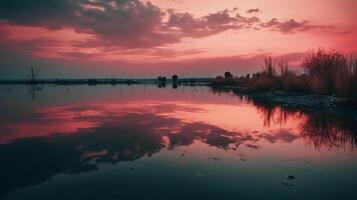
left=0, top=84, right=356, bottom=200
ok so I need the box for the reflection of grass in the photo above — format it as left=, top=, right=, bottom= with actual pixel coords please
left=300, top=112, right=357, bottom=150
left=212, top=48, right=357, bottom=101
left=247, top=96, right=357, bottom=150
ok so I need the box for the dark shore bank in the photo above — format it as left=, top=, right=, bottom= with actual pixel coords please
left=211, top=84, right=357, bottom=119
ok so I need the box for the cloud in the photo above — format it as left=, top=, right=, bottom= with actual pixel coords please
left=246, top=8, right=260, bottom=14
left=0, top=0, right=175, bottom=48
left=260, top=18, right=336, bottom=34
left=0, top=0, right=345, bottom=64
left=166, top=9, right=260, bottom=38
left=0, top=0, right=260, bottom=49
left=0, top=33, right=61, bottom=54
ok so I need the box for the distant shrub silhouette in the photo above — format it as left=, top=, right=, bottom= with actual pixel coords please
left=224, top=71, right=233, bottom=79
left=157, top=76, right=167, bottom=82
left=172, top=74, right=178, bottom=83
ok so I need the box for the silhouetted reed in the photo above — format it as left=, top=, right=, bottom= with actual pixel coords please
left=303, top=48, right=357, bottom=98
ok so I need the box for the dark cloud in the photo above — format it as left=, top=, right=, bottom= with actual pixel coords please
left=0, top=0, right=77, bottom=27
left=260, top=18, right=336, bottom=34
left=0, top=0, right=342, bottom=60
left=0, top=0, right=175, bottom=48
left=246, top=8, right=260, bottom=14
left=0, top=0, right=260, bottom=49
left=167, top=9, right=259, bottom=38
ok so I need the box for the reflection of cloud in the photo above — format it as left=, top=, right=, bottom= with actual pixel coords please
left=168, top=122, right=238, bottom=149
left=0, top=102, right=206, bottom=143
left=258, top=129, right=299, bottom=143
left=0, top=107, right=261, bottom=198
left=0, top=112, right=171, bottom=198
left=0, top=95, right=356, bottom=198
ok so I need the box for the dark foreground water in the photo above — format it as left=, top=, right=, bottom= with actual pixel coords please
left=0, top=84, right=356, bottom=200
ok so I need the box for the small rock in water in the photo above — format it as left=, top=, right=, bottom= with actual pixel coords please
left=197, top=173, right=203, bottom=178
left=130, top=167, right=135, bottom=171
left=286, top=175, right=296, bottom=180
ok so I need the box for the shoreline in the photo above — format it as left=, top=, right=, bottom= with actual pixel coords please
left=0, top=78, right=214, bottom=85
left=211, top=84, right=357, bottom=118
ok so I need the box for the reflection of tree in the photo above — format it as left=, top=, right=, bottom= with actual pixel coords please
left=168, top=122, right=237, bottom=149
left=210, top=87, right=232, bottom=95
left=247, top=96, right=357, bottom=150
left=26, top=85, right=42, bottom=99
left=0, top=113, right=168, bottom=198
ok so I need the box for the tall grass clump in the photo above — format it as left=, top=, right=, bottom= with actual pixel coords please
left=303, top=48, right=357, bottom=98
left=263, top=57, right=276, bottom=77
left=248, top=57, right=307, bottom=92
left=247, top=57, right=278, bottom=92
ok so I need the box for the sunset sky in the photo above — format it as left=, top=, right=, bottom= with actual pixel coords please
left=0, top=0, right=356, bottom=78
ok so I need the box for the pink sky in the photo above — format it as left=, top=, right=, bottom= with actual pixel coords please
left=0, top=0, right=356, bottom=78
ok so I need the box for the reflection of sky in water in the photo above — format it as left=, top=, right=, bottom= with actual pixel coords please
left=0, top=85, right=356, bottom=200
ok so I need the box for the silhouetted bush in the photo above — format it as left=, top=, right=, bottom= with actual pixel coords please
left=172, top=74, right=178, bottom=83
left=224, top=71, right=233, bottom=79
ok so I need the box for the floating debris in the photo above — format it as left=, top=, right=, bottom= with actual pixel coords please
left=197, top=173, right=203, bottom=178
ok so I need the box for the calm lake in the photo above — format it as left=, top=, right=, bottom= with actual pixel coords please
left=0, top=84, right=356, bottom=200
